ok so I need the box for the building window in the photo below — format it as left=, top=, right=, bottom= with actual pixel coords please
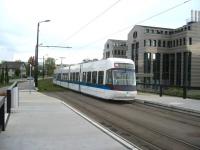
left=118, top=50, right=120, bottom=55
left=165, top=31, right=168, bottom=35
left=173, top=40, right=175, bottom=47
left=167, top=41, right=170, bottom=48
left=131, top=44, right=135, bottom=60
left=133, top=31, right=137, bottom=38
left=176, top=39, right=179, bottom=47
left=144, top=52, right=151, bottom=73
left=188, top=26, right=191, bottom=30
left=107, top=44, right=109, bottom=49
left=114, top=50, right=117, bottom=55
left=106, top=51, right=110, bottom=58
left=151, top=29, right=154, bottom=34
left=153, top=40, right=157, bottom=47
left=163, top=41, right=166, bottom=47
left=158, top=40, right=161, bottom=47
left=149, top=39, right=152, bottom=46
left=179, top=39, right=182, bottom=46
left=183, top=38, right=186, bottom=45
left=144, top=40, right=146, bottom=47
left=146, top=29, right=149, bottom=33
left=162, top=54, right=169, bottom=82
left=189, top=37, right=192, bottom=45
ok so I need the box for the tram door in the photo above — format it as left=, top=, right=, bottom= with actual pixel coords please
left=79, top=64, right=82, bottom=92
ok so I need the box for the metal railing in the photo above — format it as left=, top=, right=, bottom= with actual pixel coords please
left=0, top=81, right=18, bottom=131
left=136, top=83, right=200, bottom=99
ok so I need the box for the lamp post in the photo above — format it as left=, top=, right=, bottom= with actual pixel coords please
left=34, top=20, right=50, bottom=87
left=60, top=57, right=66, bottom=80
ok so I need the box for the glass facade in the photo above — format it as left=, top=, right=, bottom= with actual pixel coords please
left=153, top=53, right=160, bottom=84
left=183, top=52, right=191, bottom=86
left=144, top=52, right=151, bottom=73
left=176, top=53, right=182, bottom=86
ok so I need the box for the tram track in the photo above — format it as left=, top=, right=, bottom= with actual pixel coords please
left=44, top=91, right=200, bottom=150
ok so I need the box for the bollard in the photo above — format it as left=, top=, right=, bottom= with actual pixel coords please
left=159, top=85, right=163, bottom=97
left=183, top=86, right=187, bottom=99
left=0, top=102, right=5, bottom=131
left=7, top=90, right=11, bottom=114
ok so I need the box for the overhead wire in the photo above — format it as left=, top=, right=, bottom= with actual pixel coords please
left=75, top=0, right=192, bottom=49
left=65, top=0, right=122, bottom=41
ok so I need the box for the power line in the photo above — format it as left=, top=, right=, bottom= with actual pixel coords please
left=65, top=0, right=122, bottom=41
left=76, top=0, right=192, bottom=50
left=40, top=45, right=72, bottom=48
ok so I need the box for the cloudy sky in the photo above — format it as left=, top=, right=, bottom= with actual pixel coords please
left=0, top=0, right=199, bottom=64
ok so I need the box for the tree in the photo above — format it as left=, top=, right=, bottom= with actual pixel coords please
left=45, top=57, right=56, bottom=76
left=0, top=68, right=4, bottom=84
left=5, top=64, right=9, bottom=83
left=15, top=68, right=20, bottom=77
left=27, top=56, right=35, bottom=76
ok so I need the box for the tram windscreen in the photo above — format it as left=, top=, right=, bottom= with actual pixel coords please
left=112, top=69, right=136, bottom=85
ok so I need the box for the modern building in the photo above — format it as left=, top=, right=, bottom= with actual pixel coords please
left=0, top=61, right=27, bottom=78
left=127, top=11, right=200, bottom=87
left=103, top=39, right=127, bottom=59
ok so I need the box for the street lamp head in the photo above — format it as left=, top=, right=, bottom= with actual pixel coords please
left=44, top=20, right=51, bottom=22
left=39, top=20, right=51, bottom=24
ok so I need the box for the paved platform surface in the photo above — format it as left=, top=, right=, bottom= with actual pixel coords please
left=0, top=91, right=136, bottom=150
left=136, top=92, right=200, bottom=114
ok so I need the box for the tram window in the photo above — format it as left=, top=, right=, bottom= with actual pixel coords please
left=106, top=70, right=113, bottom=84
left=87, top=72, right=91, bottom=83
left=82, top=72, right=86, bottom=83
left=58, top=73, right=61, bottom=80
left=92, top=71, right=97, bottom=84
left=63, top=73, right=65, bottom=80
left=70, top=73, right=73, bottom=81
left=98, top=71, right=104, bottom=85
left=76, top=72, right=79, bottom=81
left=73, top=72, right=76, bottom=81
left=66, top=73, right=69, bottom=80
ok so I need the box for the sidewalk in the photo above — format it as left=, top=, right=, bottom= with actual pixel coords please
left=135, top=92, right=200, bottom=114
left=0, top=91, right=137, bottom=150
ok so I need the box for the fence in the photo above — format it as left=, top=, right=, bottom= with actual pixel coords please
left=136, top=83, right=200, bottom=99
left=0, top=81, right=18, bottom=131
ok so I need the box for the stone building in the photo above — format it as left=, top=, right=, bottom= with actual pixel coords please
left=0, top=61, right=27, bottom=78
left=103, top=39, right=127, bottom=59
left=127, top=11, right=200, bottom=87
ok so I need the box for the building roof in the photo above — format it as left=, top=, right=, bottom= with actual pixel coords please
left=0, top=61, right=26, bottom=69
left=107, top=39, right=127, bottom=43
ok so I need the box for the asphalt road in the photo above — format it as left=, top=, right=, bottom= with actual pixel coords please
left=43, top=90, right=200, bottom=150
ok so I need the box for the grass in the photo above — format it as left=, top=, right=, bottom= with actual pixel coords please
left=38, top=79, right=66, bottom=92
left=163, top=87, right=200, bottom=100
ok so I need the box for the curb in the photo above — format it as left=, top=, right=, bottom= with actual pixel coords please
left=135, top=99, right=200, bottom=117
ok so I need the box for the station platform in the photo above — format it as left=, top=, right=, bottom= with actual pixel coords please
left=0, top=91, right=137, bottom=150
left=136, top=92, right=200, bottom=114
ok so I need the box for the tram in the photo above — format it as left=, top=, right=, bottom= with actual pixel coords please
left=53, top=58, right=137, bottom=100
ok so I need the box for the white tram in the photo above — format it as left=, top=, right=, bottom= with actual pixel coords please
left=53, top=58, right=137, bottom=101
